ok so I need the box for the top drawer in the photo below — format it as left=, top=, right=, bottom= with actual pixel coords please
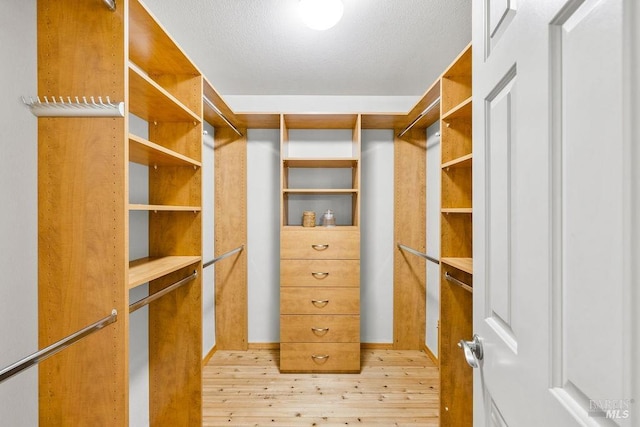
left=281, top=229, right=360, bottom=260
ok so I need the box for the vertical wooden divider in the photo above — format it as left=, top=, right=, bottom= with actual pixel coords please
left=37, top=1, right=128, bottom=425
left=214, top=126, right=248, bottom=350
left=149, top=117, right=203, bottom=425
left=393, top=127, right=427, bottom=349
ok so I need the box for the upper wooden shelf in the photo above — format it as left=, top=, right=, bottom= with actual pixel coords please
left=128, top=256, right=201, bottom=289
left=284, top=158, right=358, bottom=168
left=442, top=97, right=472, bottom=122
left=235, top=113, right=280, bottom=129
left=442, top=153, right=472, bottom=169
left=129, top=134, right=201, bottom=167
left=129, top=0, right=199, bottom=76
left=360, top=113, right=407, bottom=130
left=283, top=114, right=359, bottom=129
left=441, top=257, right=473, bottom=274
left=129, top=64, right=201, bottom=123
left=129, top=204, right=202, bottom=212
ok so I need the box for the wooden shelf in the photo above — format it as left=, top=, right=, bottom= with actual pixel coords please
left=128, top=0, right=198, bottom=76
left=129, top=204, right=202, bottom=212
left=129, top=256, right=201, bottom=289
left=283, top=114, right=359, bottom=129
left=283, top=189, right=358, bottom=195
left=234, top=112, right=280, bottom=129
left=442, top=97, right=472, bottom=121
left=129, top=64, right=201, bottom=123
left=360, top=113, right=407, bottom=129
left=441, top=208, right=472, bottom=214
left=284, top=158, right=358, bottom=168
left=282, top=225, right=359, bottom=231
left=441, top=257, right=473, bottom=274
left=442, top=153, right=472, bottom=169
left=129, top=134, right=201, bottom=167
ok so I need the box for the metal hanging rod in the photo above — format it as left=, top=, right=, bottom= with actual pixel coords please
left=445, top=272, right=473, bottom=293
left=0, top=309, right=118, bottom=384
left=22, top=96, right=124, bottom=118
left=397, top=97, right=441, bottom=138
left=102, top=0, right=116, bottom=11
left=203, top=245, right=245, bottom=269
left=202, top=96, right=243, bottom=137
left=397, top=243, right=440, bottom=265
left=129, top=270, right=198, bottom=313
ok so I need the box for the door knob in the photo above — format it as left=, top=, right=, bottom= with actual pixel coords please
left=458, top=334, right=483, bottom=368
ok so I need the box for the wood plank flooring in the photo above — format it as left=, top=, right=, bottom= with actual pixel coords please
left=203, top=349, right=439, bottom=426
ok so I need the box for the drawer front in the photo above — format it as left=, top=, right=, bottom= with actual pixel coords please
left=280, top=287, right=360, bottom=315
left=280, top=343, right=360, bottom=372
left=281, top=259, right=360, bottom=287
left=280, top=315, right=360, bottom=343
left=281, top=229, right=360, bottom=260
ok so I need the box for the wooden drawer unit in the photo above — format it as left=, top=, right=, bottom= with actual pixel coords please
left=280, top=259, right=360, bottom=287
left=280, top=343, right=361, bottom=373
left=281, top=229, right=360, bottom=260
left=281, top=287, right=360, bottom=315
left=280, top=314, right=360, bottom=343
left=279, top=114, right=362, bottom=373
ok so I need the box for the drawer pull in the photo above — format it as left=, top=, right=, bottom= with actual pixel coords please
left=311, top=299, right=329, bottom=308
left=311, top=272, right=329, bottom=279
left=311, top=354, right=330, bottom=363
left=311, top=244, right=329, bottom=251
left=311, top=327, right=330, bottom=336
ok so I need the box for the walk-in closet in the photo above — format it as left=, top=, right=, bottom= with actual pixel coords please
left=1, top=1, right=637, bottom=426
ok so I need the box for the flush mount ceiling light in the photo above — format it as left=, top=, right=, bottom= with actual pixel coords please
left=299, top=0, right=344, bottom=31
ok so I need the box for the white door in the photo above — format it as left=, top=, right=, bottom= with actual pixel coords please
left=472, top=0, right=638, bottom=426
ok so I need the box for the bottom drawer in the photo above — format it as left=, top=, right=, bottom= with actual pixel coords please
left=280, top=343, right=360, bottom=373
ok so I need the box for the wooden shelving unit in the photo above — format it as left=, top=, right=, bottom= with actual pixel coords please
left=279, top=114, right=361, bottom=373
left=439, top=44, right=473, bottom=427
left=37, top=0, right=212, bottom=424
left=128, top=2, right=203, bottom=424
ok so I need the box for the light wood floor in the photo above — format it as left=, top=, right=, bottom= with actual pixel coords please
left=203, top=349, right=439, bottom=426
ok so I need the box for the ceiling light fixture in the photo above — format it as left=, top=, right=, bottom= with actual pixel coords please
left=299, top=0, right=344, bottom=31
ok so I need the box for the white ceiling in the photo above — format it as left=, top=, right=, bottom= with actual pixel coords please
left=140, top=0, right=471, bottom=97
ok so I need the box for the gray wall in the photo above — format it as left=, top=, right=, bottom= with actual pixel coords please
left=129, top=115, right=150, bottom=427
left=247, top=130, right=281, bottom=343
left=202, top=123, right=216, bottom=355
left=360, top=130, right=395, bottom=343
left=0, top=1, right=38, bottom=425
left=425, top=122, right=441, bottom=356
